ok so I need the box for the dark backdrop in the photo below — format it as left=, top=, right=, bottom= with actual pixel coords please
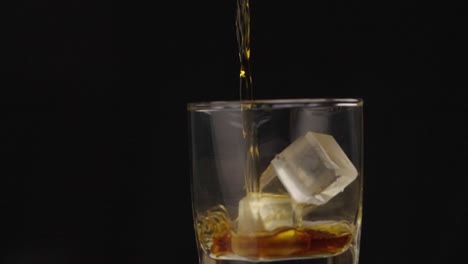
left=1, top=1, right=466, bottom=264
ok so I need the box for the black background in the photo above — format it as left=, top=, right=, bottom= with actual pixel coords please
left=1, top=0, right=466, bottom=264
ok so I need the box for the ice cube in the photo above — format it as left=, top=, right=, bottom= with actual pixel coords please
left=268, top=131, right=358, bottom=205
left=237, top=193, right=293, bottom=233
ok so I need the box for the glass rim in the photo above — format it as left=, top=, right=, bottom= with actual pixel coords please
left=187, top=98, right=363, bottom=111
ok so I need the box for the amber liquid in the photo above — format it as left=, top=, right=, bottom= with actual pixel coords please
left=236, top=0, right=260, bottom=194
left=236, top=0, right=253, bottom=103
left=197, top=206, right=353, bottom=261
left=212, top=227, right=352, bottom=261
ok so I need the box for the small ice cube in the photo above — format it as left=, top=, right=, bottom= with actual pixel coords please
left=237, top=193, right=293, bottom=233
left=268, top=131, right=358, bottom=205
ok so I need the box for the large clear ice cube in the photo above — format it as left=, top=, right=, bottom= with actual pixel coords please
left=262, top=131, right=358, bottom=205
left=237, top=193, right=293, bottom=233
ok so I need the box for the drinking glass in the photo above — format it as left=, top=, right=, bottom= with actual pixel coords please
left=188, top=99, right=363, bottom=264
